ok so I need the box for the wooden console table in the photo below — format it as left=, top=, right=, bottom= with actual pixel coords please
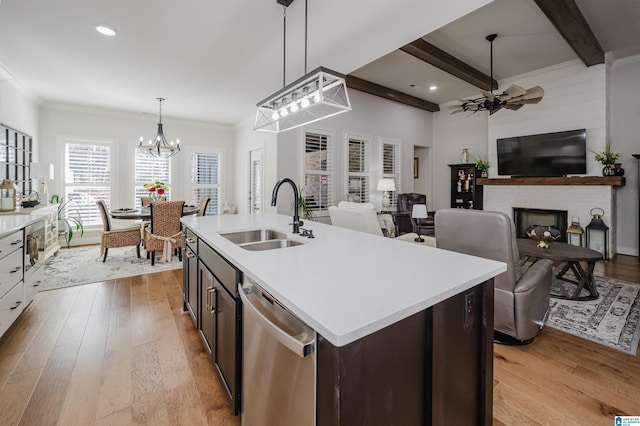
left=477, top=176, right=625, bottom=186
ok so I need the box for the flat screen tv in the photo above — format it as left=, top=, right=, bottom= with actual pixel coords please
left=497, top=129, right=587, bottom=177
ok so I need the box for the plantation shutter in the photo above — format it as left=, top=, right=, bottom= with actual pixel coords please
left=304, top=131, right=332, bottom=212
left=346, top=137, right=370, bottom=203
left=134, top=150, right=172, bottom=208
left=63, top=141, right=111, bottom=226
left=381, top=142, right=401, bottom=208
left=191, top=152, right=220, bottom=215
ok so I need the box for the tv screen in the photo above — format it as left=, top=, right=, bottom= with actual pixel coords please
left=497, top=129, right=587, bottom=177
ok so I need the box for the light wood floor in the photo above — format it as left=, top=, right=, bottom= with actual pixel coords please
left=0, top=256, right=639, bottom=425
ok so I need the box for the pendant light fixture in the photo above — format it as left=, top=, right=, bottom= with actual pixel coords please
left=138, top=97, right=181, bottom=158
left=254, top=0, right=351, bottom=133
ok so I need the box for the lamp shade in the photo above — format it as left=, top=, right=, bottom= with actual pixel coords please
left=30, top=162, right=54, bottom=179
left=377, top=178, right=396, bottom=192
left=412, top=204, right=428, bottom=219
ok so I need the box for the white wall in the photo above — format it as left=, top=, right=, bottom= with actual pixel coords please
left=611, top=55, right=640, bottom=255
left=431, top=104, right=487, bottom=210
left=233, top=115, right=278, bottom=214
left=275, top=90, right=433, bottom=218
left=0, top=80, right=39, bottom=151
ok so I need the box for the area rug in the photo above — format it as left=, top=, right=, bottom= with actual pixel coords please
left=546, top=274, right=640, bottom=355
left=43, top=245, right=182, bottom=290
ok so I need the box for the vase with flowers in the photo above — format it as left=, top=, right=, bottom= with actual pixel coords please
left=474, top=155, right=490, bottom=178
left=143, top=181, right=168, bottom=201
left=593, top=141, right=622, bottom=176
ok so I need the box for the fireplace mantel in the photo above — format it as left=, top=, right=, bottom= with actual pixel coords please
left=476, top=176, right=625, bottom=186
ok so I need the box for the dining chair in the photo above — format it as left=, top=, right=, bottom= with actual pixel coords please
left=140, top=196, right=167, bottom=207
left=197, top=196, right=211, bottom=216
left=96, top=200, right=142, bottom=262
left=144, top=201, right=184, bottom=265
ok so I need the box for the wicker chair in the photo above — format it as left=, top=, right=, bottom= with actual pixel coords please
left=197, top=197, right=211, bottom=216
left=141, top=196, right=167, bottom=207
left=144, top=201, right=184, bottom=265
left=96, top=200, right=142, bottom=262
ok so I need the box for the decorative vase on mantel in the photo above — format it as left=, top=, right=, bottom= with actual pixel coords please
left=613, top=163, right=625, bottom=176
left=602, top=164, right=614, bottom=176
left=461, top=148, right=469, bottom=164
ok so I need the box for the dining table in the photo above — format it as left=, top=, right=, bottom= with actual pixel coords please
left=110, top=205, right=199, bottom=220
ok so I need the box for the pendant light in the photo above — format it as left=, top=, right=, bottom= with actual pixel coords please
left=138, top=98, right=181, bottom=158
left=254, top=0, right=351, bottom=133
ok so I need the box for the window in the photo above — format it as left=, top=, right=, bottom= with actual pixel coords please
left=63, top=140, right=111, bottom=226
left=1, top=125, right=33, bottom=196
left=381, top=140, right=401, bottom=208
left=345, top=134, right=371, bottom=203
left=191, top=152, right=220, bottom=215
left=303, top=130, right=333, bottom=213
left=134, top=150, right=171, bottom=208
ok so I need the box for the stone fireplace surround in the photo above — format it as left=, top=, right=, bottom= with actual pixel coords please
left=479, top=179, right=619, bottom=259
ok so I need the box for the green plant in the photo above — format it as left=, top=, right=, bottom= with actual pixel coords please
left=593, top=141, right=622, bottom=166
left=57, top=196, right=84, bottom=245
left=297, top=187, right=314, bottom=221
left=473, top=154, right=489, bottom=171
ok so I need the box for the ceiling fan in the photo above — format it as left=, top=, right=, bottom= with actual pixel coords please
left=450, top=34, right=544, bottom=115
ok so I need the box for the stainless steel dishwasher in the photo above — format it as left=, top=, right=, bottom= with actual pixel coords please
left=239, top=277, right=316, bottom=426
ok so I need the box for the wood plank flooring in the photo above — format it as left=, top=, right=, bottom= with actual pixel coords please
left=0, top=256, right=639, bottom=425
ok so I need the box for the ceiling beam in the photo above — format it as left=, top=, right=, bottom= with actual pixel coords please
left=345, top=75, right=440, bottom=112
left=400, top=38, right=498, bottom=92
left=533, top=0, right=604, bottom=66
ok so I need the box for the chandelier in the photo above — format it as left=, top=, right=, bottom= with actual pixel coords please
left=254, top=0, right=351, bottom=133
left=450, top=34, right=544, bottom=115
left=138, top=98, right=181, bottom=158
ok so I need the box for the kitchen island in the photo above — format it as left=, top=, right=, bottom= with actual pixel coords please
left=182, top=213, right=506, bottom=425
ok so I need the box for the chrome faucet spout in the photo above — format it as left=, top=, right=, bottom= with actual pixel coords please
left=271, top=178, right=302, bottom=233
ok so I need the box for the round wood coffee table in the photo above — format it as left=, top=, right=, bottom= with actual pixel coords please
left=517, top=238, right=603, bottom=301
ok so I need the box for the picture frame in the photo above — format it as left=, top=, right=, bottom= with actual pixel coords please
left=413, top=157, right=419, bottom=178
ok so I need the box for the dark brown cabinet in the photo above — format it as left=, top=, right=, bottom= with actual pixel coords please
left=182, top=227, right=242, bottom=416
left=449, top=163, right=483, bottom=209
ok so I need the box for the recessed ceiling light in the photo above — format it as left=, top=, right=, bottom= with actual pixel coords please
left=429, top=85, right=438, bottom=91
left=96, top=24, right=117, bottom=37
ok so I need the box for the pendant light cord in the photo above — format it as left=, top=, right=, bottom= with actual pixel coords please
left=283, top=6, right=287, bottom=87
left=304, top=0, right=308, bottom=74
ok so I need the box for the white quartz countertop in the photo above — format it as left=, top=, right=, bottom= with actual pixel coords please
left=182, top=213, right=506, bottom=347
left=0, top=214, right=44, bottom=239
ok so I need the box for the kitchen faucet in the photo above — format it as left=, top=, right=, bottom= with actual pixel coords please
left=271, top=178, right=303, bottom=234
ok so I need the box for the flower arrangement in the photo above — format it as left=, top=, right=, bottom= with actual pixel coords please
left=593, top=141, right=622, bottom=166
left=143, top=181, right=168, bottom=201
left=475, top=158, right=490, bottom=171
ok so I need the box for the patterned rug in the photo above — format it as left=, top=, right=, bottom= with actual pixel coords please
left=546, top=274, right=640, bottom=355
left=43, top=245, right=182, bottom=290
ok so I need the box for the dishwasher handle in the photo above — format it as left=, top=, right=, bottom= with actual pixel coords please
left=239, top=283, right=314, bottom=358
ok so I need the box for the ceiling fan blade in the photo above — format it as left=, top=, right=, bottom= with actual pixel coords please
left=450, top=108, right=465, bottom=115
left=524, top=86, right=544, bottom=99
left=503, top=103, right=523, bottom=111
left=498, top=85, right=527, bottom=100
left=506, top=97, right=543, bottom=105
left=480, top=90, right=495, bottom=101
left=447, top=104, right=465, bottom=109
left=489, top=107, right=501, bottom=115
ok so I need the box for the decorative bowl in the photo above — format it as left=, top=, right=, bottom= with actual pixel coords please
left=526, top=225, right=561, bottom=249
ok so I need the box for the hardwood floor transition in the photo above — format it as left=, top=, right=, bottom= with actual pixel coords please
left=1, top=257, right=639, bottom=425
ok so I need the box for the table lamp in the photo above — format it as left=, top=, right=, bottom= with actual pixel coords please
left=412, top=204, right=428, bottom=242
left=30, top=162, right=54, bottom=204
left=377, top=178, right=396, bottom=210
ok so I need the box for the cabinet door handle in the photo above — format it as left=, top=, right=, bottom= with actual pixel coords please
left=186, top=237, right=196, bottom=244
left=10, top=300, right=22, bottom=310
left=185, top=250, right=195, bottom=259
left=10, top=266, right=21, bottom=273
left=206, top=286, right=214, bottom=312
left=11, top=239, right=23, bottom=245
left=209, top=287, right=218, bottom=315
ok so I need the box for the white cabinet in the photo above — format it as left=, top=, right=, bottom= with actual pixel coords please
left=0, top=204, right=60, bottom=260
left=0, top=229, right=25, bottom=337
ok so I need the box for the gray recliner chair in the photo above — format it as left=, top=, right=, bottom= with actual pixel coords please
left=435, top=209, right=552, bottom=343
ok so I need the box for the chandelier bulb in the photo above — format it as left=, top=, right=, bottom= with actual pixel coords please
left=313, top=91, right=321, bottom=103
left=300, top=97, right=310, bottom=108
left=272, top=111, right=280, bottom=120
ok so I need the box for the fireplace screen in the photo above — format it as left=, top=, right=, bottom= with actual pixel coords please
left=513, top=208, right=568, bottom=243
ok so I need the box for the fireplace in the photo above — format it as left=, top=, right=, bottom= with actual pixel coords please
left=513, top=207, right=568, bottom=243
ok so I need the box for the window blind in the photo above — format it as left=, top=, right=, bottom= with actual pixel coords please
left=382, top=141, right=401, bottom=208
left=64, top=142, right=111, bottom=226
left=134, top=150, right=171, bottom=208
left=251, top=158, right=262, bottom=213
left=346, top=137, right=371, bottom=203
left=191, top=152, right=220, bottom=215
left=304, top=131, right=332, bottom=211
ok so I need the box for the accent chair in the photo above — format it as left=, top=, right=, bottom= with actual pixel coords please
left=96, top=200, right=142, bottom=262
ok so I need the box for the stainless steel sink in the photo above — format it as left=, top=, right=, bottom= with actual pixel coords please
left=220, top=228, right=304, bottom=251
left=220, top=228, right=287, bottom=244
left=239, top=239, right=304, bottom=251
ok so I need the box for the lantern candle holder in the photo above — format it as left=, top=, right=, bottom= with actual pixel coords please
left=586, top=207, right=609, bottom=260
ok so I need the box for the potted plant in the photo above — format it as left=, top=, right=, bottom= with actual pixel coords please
left=593, top=141, right=622, bottom=176
left=57, top=196, right=84, bottom=245
left=297, top=186, right=314, bottom=221
left=474, top=155, right=490, bottom=178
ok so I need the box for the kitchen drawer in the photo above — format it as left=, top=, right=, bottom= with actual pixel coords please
left=199, top=241, right=238, bottom=295
left=24, top=266, right=44, bottom=306
left=0, top=230, right=23, bottom=261
left=0, top=249, right=23, bottom=298
left=0, top=281, right=25, bottom=338
left=184, top=227, right=198, bottom=253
